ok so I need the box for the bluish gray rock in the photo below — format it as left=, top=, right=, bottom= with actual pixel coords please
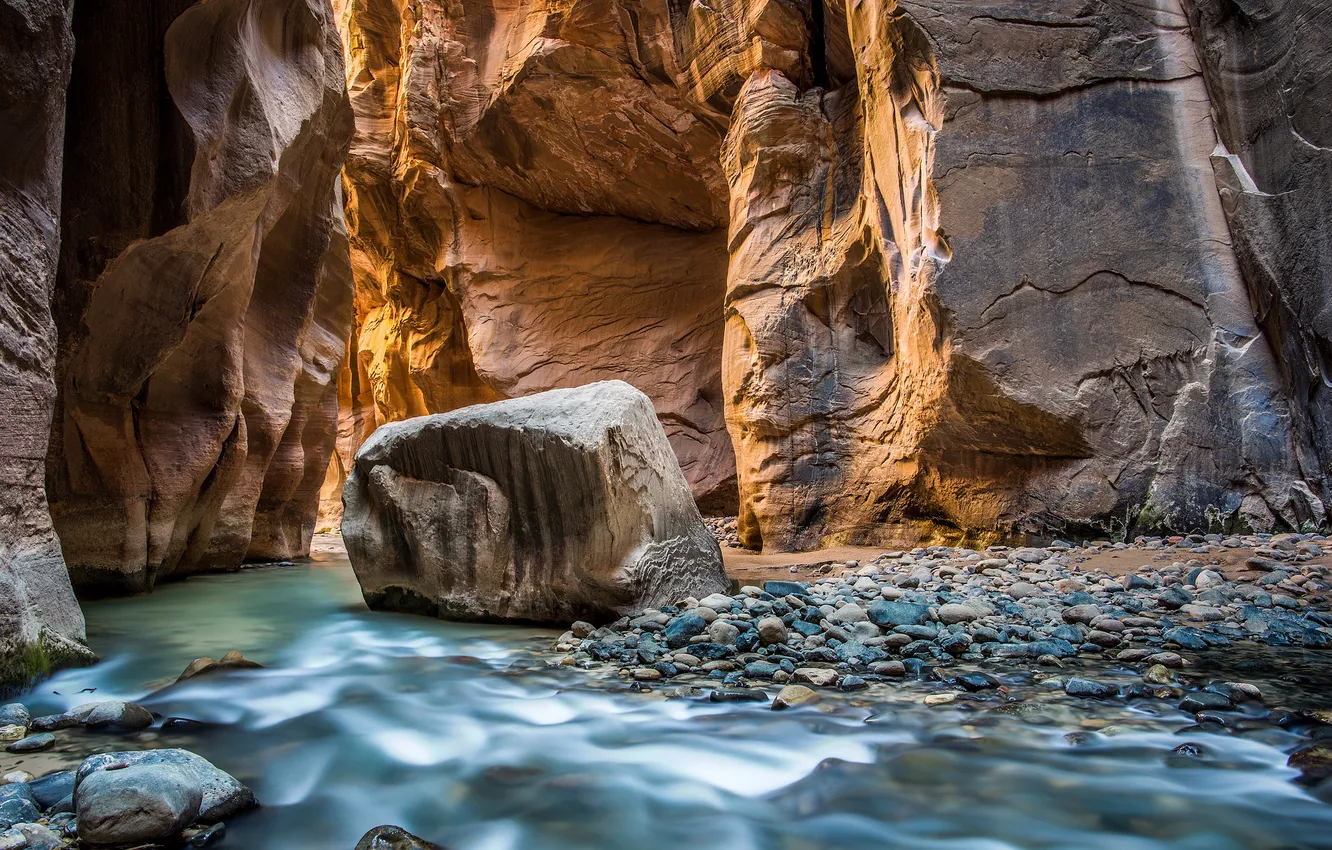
left=0, top=797, right=39, bottom=829
left=1064, top=677, right=1113, bottom=698
left=663, top=612, right=709, bottom=649
left=0, top=705, right=28, bottom=728
left=75, top=763, right=202, bottom=845
left=866, top=600, right=930, bottom=627
left=69, top=700, right=153, bottom=732
left=76, top=749, right=256, bottom=824
left=29, top=771, right=75, bottom=810
left=5, top=732, right=53, bottom=753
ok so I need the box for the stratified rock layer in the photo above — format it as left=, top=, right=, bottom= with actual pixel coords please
left=331, top=0, right=1328, bottom=550
left=343, top=381, right=728, bottom=624
left=0, top=0, right=95, bottom=687
left=47, top=0, right=355, bottom=594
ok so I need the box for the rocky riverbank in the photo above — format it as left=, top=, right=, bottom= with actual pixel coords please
left=552, top=532, right=1332, bottom=783
left=0, top=695, right=255, bottom=849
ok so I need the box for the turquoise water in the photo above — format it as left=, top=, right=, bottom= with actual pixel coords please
left=26, top=554, right=1332, bottom=849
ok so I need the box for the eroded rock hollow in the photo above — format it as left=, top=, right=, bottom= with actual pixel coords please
left=329, top=0, right=1330, bottom=550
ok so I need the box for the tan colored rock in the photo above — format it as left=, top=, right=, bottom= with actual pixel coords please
left=793, top=668, right=839, bottom=687
left=343, top=381, right=728, bottom=624
left=771, top=684, right=820, bottom=710
left=177, top=650, right=264, bottom=682
left=47, top=0, right=354, bottom=594
left=0, top=0, right=95, bottom=686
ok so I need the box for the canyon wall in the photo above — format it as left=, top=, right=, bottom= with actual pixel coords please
left=1184, top=0, right=1332, bottom=528
left=321, top=0, right=741, bottom=525
left=45, top=0, right=355, bottom=595
left=331, top=0, right=1329, bottom=550
left=0, top=0, right=95, bottom=687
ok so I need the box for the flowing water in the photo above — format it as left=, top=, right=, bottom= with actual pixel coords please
left=20, top=553, right=1332, bottom=850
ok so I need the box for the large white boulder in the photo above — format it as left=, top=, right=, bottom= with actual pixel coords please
left=343, top=381, right=727, bottom=624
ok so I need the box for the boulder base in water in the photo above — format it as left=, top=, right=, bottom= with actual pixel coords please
left=343, top=381, right=727, bottom=625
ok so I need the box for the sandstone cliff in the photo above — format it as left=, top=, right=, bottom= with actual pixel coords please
left=0, top=0, right=95, bottom=687
left=46, top=0, right=355, bottom=594
left=329, top=0, right=1329, bottom=550
left=321, top=0, right=741, bottom=527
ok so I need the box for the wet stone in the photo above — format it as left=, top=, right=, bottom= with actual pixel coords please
left=1064, top=678, right=1114, bottom=698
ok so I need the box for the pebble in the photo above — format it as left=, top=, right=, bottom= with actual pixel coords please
left=1143, top=664, right=1175, bottom=684
left=937, top=603, right=979, bottom=624
left=550, top=534, right=1332, bottom=736
left=771, top=685, right=820, bottom=710
left=6, top=733, right=54, bottom=754
left=793, top=668, right=838, bottom=687
left=756, top=617, right=788, bottom=646
left=1065, top=678, right=1114, bottom=698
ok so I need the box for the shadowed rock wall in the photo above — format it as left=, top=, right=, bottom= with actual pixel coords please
left=47, top=0, right=355, bottom=595
left=0, top=0, right=95, bottom=688
left=330, top=0, right=1329, bottom=551
left=1184, top=0, right=1332, bottom=526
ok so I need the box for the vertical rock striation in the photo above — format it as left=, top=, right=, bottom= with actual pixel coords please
left=48, top=0, right=355, bottom=594
left=1183, top=0, right=1332, bottom=526
left=726, top=0, right=1326, bottom=548
left=0, top=0, right=94, bottom=686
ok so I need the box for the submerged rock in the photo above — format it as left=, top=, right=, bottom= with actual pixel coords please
left=771, top=685, right=820, bottom=710
left=354, top=825, right=446, bottom=849
left=344, top=382, right=727, bottom=625
left=178, top=651, right=264, bottom=682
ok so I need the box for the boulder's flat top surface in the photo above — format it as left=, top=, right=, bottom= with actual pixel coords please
left=360, top=381, right=649, bottom=457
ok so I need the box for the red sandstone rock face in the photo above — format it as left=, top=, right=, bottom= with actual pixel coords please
left=0, top=0, right=95, bottom=684
left=330, top=0, right=1328, bottom=550
left=47, top=0, right=354, bottom=594
left=321, top=0, right=745, bottom=525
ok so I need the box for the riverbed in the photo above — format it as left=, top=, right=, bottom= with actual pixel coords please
left=12, top=552, right=1332, bottom=849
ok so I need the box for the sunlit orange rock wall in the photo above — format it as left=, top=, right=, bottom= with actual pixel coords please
left=330, top=0, right=1329, bottom=550
left=47, top=0, right=355, bottom=594
left=320, top=0, right=758, bottom=525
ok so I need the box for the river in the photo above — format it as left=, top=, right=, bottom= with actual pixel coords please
left=21, top=552, right=1332, bottom=849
